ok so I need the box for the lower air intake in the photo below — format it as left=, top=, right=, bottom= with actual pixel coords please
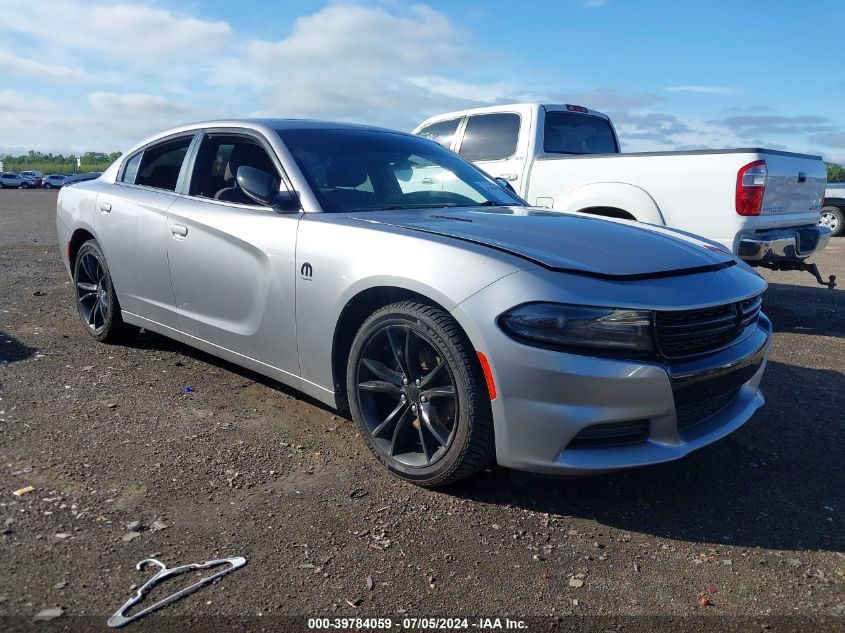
left=568, top=419, right=650, bottom=449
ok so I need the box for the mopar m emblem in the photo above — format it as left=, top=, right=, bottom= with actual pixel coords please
left=300, top=262, right=313, bottom=279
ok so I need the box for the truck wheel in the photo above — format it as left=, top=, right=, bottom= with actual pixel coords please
left=73, top=240, right=139, bottom=343
left=820, top=206, right=844, bottom=237
left=346, top=301, right=495, bottom=487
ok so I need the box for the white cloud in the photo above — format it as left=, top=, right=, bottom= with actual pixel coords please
left=88, top=92, right=193, bottom=117
left=0, top=1, right=230, bottom=64
left=0, top=50, right=93, bottom=82
left=665, top=85, right=740, bottom=95
left=241, top=3, right=485, bottom=129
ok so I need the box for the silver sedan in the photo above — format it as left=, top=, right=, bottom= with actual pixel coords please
left=56, top=120, right=770, bottom=487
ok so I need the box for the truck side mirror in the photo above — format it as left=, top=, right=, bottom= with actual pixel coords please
left=495, top=177, right=517, bottom=194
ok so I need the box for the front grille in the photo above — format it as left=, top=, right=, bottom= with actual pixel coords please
left=568, top=419, right=650, bottom=449
left=655, top=295, right=762, bottom=358
left=675, top=387, right=740, bottom=431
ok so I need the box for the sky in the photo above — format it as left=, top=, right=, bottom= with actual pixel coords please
left=1, top=0, right=843, bottom=162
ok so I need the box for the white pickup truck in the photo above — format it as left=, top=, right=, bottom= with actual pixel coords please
left=413, top=103, right=835, bottom=287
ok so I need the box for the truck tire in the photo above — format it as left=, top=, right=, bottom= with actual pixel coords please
left=820, top=206, right=844, bottom=237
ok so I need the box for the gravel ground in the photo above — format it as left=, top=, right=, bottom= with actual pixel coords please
left=1, top=189, right=843, bottom=632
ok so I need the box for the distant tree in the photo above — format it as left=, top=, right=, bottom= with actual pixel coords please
left=827, top=162, right=845, bottom=183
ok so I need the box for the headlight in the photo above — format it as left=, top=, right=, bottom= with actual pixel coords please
left=498, top=303, right=654, bottom=352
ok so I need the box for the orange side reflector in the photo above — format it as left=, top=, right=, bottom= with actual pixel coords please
left=477, top=351, right=497, bottom=401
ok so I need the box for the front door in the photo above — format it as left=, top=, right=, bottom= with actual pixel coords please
left=456, top=112, right=528, bottom=196
left=165, top=132, right=301, bottom=376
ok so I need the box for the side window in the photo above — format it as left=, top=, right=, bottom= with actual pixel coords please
left=188, top=134, right=280, bottom=206
left=458, top=113, right=520, bottom=162
left=120, top=152, right=142, bottom=184
left=416, top=118, right=460, bottom=148
left=133, top=137, right=192, bottom=191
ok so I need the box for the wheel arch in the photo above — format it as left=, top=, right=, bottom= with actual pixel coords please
left=577, top=206, right=637, bottom=221
left=555, top=182, right=665, bottom=225
left=68, top=227, right=97, bottom=270
left=330, top=285, right=471, bottom=411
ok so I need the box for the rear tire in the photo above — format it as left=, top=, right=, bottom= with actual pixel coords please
left=44, top=183, right=52, bottom=190
left=73, top=240, right=139, bottom=344
left=820, top=206, right=844, bottom=237
left=346, top=301, right=495, bottom=487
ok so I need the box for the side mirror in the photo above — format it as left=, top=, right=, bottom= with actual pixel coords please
left=236, top=166, right=300, bottom=213
left=494, top=177, right=516, bottom=194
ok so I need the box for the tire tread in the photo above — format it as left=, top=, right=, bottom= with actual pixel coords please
left=348, top=301, right=495, bottom=488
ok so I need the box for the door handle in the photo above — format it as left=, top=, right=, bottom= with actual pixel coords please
left=421, top=177, right=438, bottom=184
left=500, top=173, right=518, bottom=181
left=99, top=202, right=112, bottom=213
left=171, top=224, right=188, bottom=238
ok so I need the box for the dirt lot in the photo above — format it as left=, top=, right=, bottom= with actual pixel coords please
left=1, top=189, right=844, bottom=631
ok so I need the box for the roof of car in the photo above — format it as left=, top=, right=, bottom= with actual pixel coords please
left=120, top=119, right=421, bottom=166
left=165, top=118, right=408, bottom=136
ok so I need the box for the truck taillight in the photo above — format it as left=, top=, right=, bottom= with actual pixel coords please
left=565, top=104, right=588, bottom=113
left=736, top=160, right=767, bottom=216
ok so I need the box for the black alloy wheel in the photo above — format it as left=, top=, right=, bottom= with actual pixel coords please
left=73, top=240, right=138, bottom=343
left=347, top=302, right=494, bottom=487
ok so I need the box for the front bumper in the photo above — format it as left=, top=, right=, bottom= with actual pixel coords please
left=484, top=314, right=772, bottom=476
left=738, top=225, right=830, bottom=264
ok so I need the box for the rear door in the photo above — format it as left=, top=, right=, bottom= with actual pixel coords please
left=756, top=152, right=826, bottom=230
left=455, top=111, right=529, bottom=195
left=165, top=129, right=301, bottom=375
left=94, top=134, right=195, bottom=329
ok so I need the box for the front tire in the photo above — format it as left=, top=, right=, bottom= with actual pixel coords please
left=346, top=301, right=495, bottom=487
left=44, top=183, right=52, bottom=190
left=73, top=240, right=139, bottom=343
left=820, top=206, right=844, bottom=237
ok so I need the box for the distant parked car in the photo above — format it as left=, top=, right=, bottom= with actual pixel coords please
left=62, top=172, right=102, bottom=186
left=19, top=174, right=38, bottom=188
left=43, top=174, right=67, bottom=189
left=20, top=170, right=44, bottom=187
left=0, top=172, right=28, bottom=188
left=821, top=183, right=845, bottom=237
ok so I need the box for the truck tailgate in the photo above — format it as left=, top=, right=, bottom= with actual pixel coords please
left=757, top=152, right=825, bottom=229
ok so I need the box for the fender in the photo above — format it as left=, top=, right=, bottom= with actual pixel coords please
left=553, top=182, right=665, bottom=225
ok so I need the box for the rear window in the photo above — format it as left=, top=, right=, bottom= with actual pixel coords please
left=130, top=137, right=192, bottom=191
left=458, top=113, right=520, bottom=162
left=543, top=111, right=618, bottom=154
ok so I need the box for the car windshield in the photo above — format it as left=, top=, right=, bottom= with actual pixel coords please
left=277, top=128, right=524, bottom=213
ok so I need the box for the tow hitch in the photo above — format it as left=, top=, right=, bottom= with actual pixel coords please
left=759, top=260, right=837, bottom=289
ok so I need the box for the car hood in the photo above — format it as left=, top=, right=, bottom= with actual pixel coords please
left=348, top=206, right=737, bottom=280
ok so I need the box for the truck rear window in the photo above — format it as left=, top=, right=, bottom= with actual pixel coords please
left=543, top=111, right=618, bottom=155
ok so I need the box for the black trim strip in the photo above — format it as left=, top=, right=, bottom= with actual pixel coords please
left=536, top=147, right=822, bottom=161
